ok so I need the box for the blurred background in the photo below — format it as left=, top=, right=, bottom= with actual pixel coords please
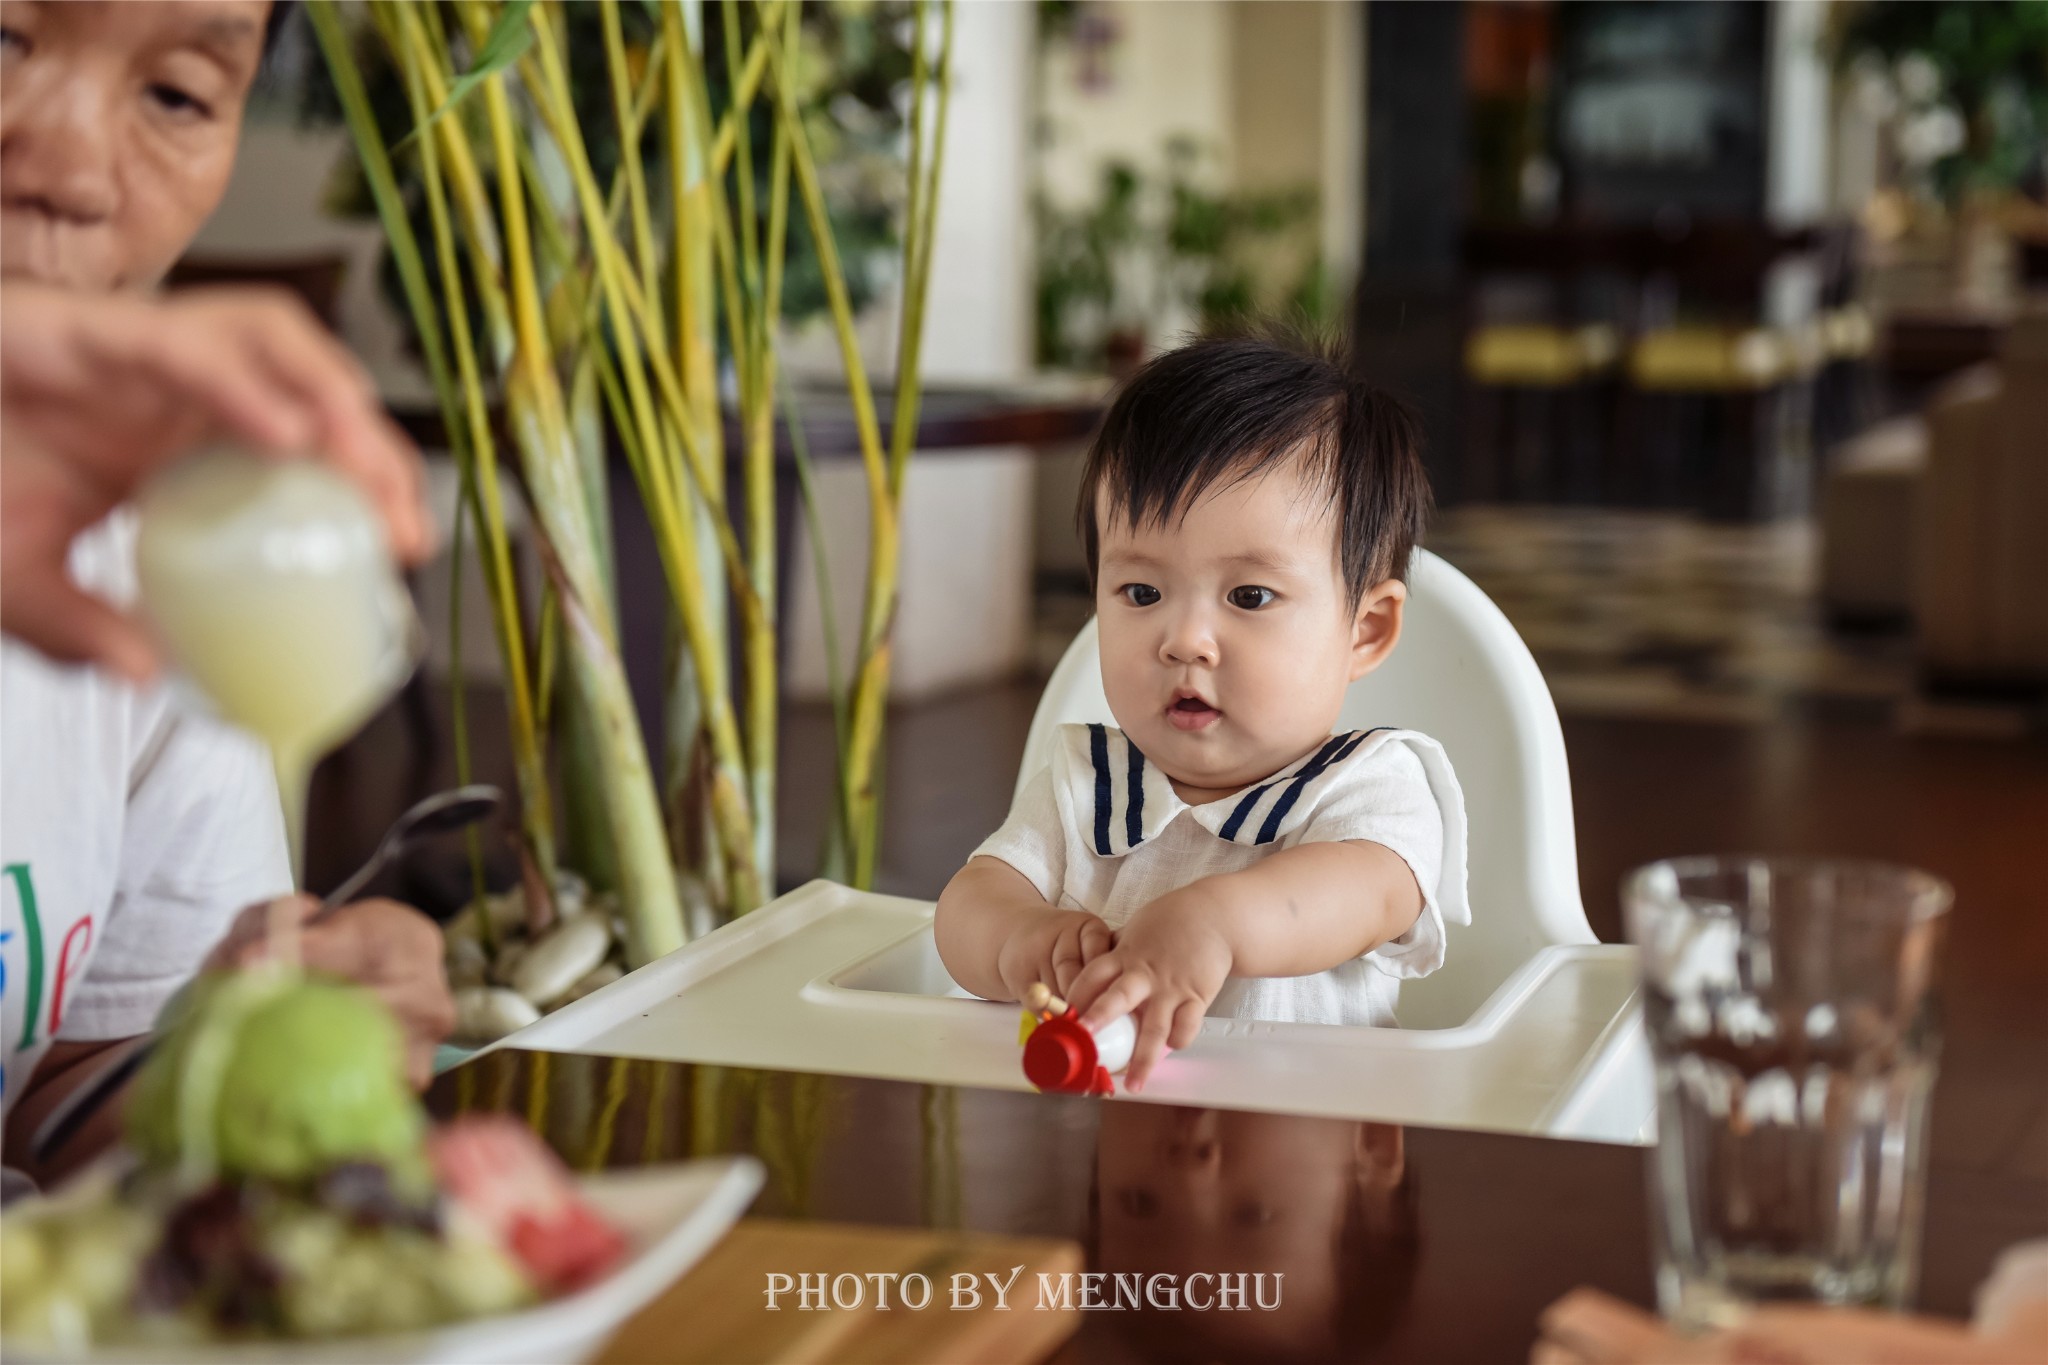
left=184, top=0, right=2042, bottom=1018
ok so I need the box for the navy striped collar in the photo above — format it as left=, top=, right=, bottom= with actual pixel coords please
left=1057, top=724, right=1394, bottom=857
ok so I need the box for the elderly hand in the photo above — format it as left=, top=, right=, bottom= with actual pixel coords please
left=206, top=894, right=455, bottom=1091
left=0, top=283, right=432, bottom=681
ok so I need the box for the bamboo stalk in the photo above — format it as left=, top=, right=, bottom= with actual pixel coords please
left=656, top=0, right=726, bottom=917
left=389, top=6, right=560, bottom=904
left=738, top=9, right=795, bottom=893
left=325, top=0, right=949, bottom=941
left=598, top=1, right=666, bottom=348
left=890, top=0, right=930, bottom=491
left=317, top=0, right=560, bottom=895
left=517, top=27, right=760, bottom=620
left=889, top=0, right=955, bottom=497
left=522, top=7, right=765, bottom=915
left=782, top=374, right=854, bottom=883
left=859, top=1, right=954, bottom=886
left=677, top=0, right=778, bottom=897
left=761, top=5, right=950, bottom=896
left=761, top=6, right=928, bottom=890
left=470, top=1, right=686, bottom=961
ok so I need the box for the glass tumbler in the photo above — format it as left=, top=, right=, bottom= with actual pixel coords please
left=1624, top=855, right=1952, bottom=1330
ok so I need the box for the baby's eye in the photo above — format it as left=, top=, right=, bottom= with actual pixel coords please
left=1120, top=583, right=1161, bottom=607
left=0, top=27, right=30, bottom=57
left=1227, top=585, right=1276, bottom=610
left=1231, top=1200, right=1277, bottom=1228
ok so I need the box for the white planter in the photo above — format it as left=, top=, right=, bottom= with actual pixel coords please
left=784, top=446, right=1036, bottom=702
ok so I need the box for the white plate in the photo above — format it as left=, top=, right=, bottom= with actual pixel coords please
left=10, top=1156, right=764, bottom=1365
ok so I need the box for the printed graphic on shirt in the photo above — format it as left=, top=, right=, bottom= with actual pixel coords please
left=1, top=863, right=94, bottom=1100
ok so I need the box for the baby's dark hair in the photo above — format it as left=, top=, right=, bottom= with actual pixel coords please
left=1076, top=330, right=1433, bottom=605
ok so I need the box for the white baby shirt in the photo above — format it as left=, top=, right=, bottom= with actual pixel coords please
left=972, top=724, right=1471, bottom=1027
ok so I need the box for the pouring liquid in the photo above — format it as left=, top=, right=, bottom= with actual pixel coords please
left=136, top=453, right=419, bottom=878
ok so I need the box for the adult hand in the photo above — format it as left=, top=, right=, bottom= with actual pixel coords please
left=207, top=894, right=455, bottom=1090
left=1063, top=890, right=1233, bottom=1093
left=997, top=909, right=1114, bottom=1003
left=0, top=283, right=433, bottom=681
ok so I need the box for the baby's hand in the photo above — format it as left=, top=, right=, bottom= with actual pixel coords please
left=996, top=910, right=1113, bottom=1003
left=1063, top=894, right=1232, bottom=1092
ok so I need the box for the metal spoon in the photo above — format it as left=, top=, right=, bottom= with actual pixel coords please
left=316, top=783, right=503, bottom=916
left=29, top=784, right=503, bottom=1165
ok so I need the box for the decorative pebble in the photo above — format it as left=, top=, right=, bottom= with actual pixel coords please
left=510, top=913, right=612, bottom=1007
left=452, top=987, right=541, bottom=1043
left=487, top=941, right=528, bottom=989
left=482, top=890, right=525, bottom=935
left=445, top=935, right=489, bottom=989
left=560, top=961, right=624, bottom=1006
left=552, top=871, right=589, bottom=919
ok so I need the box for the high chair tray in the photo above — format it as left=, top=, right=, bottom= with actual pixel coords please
left=508, top=881, right=1655, bottom=1145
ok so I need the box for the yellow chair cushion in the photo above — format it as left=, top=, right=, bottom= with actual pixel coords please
left=1629, top=326, right=1788, bottom=391
left=1821, top=305, right=1875, bottom=360
left=1466, top=324, right=1621, bottom=386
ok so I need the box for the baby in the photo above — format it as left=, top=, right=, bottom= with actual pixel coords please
left=935, top=333, right=1470, bottom=1090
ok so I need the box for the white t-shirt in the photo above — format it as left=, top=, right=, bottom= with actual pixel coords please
left=0, top=516, right=291, bottom=1121
left=971, top=723, right=1471, bottom=1027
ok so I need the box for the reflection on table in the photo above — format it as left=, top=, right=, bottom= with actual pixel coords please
left=431, top=1050, right=2048, bottom=1364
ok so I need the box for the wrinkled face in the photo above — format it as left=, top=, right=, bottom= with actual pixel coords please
left=1094, top=456, right=1404, bottom=802
left=0, top=0, right=269, bottom=289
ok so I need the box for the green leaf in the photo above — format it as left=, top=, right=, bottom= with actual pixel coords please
left=394, top=0, right=537, bottom=153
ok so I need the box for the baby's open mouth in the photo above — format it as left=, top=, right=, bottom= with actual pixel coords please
left=1166, top=695, right=1221, bottom=731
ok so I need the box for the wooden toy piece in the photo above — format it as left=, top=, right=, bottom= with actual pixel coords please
left=1019, top=981, right=1066, bottom=1045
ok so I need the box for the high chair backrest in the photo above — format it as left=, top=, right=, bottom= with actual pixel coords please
left=1014, top=548, right=1592, bottom=1029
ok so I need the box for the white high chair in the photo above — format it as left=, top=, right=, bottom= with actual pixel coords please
left=1016, top=547, right=1591, bottom=1031
left=520, top=551, right=1653, bottom=1142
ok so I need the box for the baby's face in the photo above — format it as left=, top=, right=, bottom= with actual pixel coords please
left=1095, top=457, right=1403, bottom=801
left=1094, top=1105, right=1409, bottom=1359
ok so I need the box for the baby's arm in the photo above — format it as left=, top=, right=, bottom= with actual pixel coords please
left=1065, top=841, right=1423, bottom=1089
left=1190, top=840, right=1423, bottom=976
left=934, top=857, right=1113, bottom=1004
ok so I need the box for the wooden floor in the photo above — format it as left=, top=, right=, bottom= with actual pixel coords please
left=310, top=677, right=2048, bottom=1190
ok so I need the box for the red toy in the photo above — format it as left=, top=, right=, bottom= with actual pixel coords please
left=1019, top=983, right=1137, bottom=1095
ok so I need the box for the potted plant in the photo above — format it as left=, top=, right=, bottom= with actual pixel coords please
left=1833, top=0, right=2048, bottom=303
left=306, top=0, right=954, bottom=1036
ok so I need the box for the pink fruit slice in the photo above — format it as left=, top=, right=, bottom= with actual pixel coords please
left=428, top=1115, right=625, bottom=1292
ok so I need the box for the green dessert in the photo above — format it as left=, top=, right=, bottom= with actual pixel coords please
left=0, top=968, right=612, bottom=1350
left=127, top=971, right=423, bottom=1183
